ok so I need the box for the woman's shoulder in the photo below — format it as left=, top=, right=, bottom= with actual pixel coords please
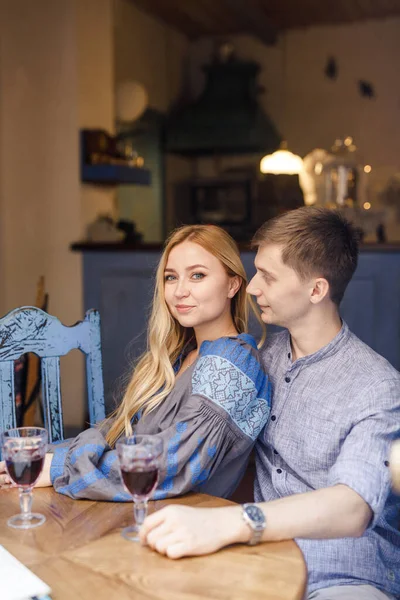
left=192, top=334, right=271, bottom=438
left=195, top=333, right=268, bottom=389
left=199, top=333, right=258, bottom=362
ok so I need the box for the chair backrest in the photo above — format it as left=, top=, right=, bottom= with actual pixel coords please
left=0, top=307, right=105, bottom=443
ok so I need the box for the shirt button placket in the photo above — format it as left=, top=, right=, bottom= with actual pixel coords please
left=273, top=465, right=289, bottom=496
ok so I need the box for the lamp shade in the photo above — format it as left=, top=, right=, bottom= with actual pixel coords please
left=260, top=142, right=303, bottom=175
left=116, top=81, right=148, bottom=122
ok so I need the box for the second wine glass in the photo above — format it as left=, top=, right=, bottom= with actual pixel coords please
left=1, top=427, right=48, bottom=529
left=116, top=435, right=163, bottom=542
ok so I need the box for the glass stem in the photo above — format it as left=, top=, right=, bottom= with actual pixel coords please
left=19, top=488, right=33, bottom=520
left=134, top=499, right=148, bottom=529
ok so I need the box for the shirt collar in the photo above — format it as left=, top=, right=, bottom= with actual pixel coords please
left=286, top=320, right=350, bottom=366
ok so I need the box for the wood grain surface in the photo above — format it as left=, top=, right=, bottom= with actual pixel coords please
left=0, top=487, right=307, bottom=600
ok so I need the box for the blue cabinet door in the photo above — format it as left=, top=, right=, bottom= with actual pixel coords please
left=340, top=252, right=400, bottom=370
left=83, top=251, right=160, bottom=412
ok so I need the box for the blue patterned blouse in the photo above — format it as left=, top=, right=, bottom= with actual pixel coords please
left=50, top=334, right=271, bottom=502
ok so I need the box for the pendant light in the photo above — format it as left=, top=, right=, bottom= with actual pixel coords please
left=260, top=34, right=303, bottom=175
left=260, top=141, right=303, bottom=174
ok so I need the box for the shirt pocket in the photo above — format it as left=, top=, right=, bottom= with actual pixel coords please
left=293, top=412, right=349, bottom=473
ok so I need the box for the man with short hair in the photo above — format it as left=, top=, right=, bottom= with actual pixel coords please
left=141, top=207, right=400, bottom=600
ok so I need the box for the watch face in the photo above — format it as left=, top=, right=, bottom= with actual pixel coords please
left=244, top=504, right=265, bottom=525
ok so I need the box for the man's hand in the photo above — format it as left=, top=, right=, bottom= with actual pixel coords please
left=0, top=453, right=53, bottom=489
left=140, top=504, right=248, bottom=559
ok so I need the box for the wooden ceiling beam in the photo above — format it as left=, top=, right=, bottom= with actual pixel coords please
left=222, top=0, right=278, bottom=44
left=130, top=0, right=400, bottom=39
left=131, top=0, right=206, bottom=37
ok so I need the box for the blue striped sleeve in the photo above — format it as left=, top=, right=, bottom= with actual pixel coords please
left=50, top=429, right=133, bottom=502
left=50, top=445, right=70, bottom=484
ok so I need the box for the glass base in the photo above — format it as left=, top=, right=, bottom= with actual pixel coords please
left=121, top=524, right=141, bottom=542
left=8, top=512, right=46, bottom=529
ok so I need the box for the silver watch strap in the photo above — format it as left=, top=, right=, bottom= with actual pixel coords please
left=248, top=528, right=264, bottom=546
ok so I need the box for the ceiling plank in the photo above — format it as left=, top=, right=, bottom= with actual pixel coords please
left=129, top=0, right=400, bottom=39
left=222, top=0, right=278, bottom=44
left=131, top=0, right=208, bottom=37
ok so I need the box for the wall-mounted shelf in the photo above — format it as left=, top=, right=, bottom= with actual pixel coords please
left=80, top=129, right=151, bottom=186
left=81, top=163, right=151, bottom=185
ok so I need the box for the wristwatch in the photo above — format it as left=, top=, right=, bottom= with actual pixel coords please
left=241, top=503, right=266, bottom=545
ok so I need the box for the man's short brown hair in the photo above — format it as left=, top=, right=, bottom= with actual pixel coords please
left=252, top=207, right=360, bottom=305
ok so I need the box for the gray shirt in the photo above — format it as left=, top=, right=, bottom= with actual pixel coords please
left=255, top=322, right=400, bottom=596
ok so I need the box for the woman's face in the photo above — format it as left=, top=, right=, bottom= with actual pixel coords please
left=164, top=241, right=240, bottom=334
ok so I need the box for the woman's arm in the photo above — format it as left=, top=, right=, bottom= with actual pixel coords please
left=49, top=427, right=131, bottom=501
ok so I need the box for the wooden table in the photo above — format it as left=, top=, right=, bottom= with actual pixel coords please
left=0, top=488, right=307, bottom=600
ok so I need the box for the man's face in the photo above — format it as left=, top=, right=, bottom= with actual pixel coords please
left=247, top=243, right=316, bottom=328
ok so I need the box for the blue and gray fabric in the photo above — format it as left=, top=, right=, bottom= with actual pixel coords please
left=50, top=333, right=271, bottom=502
left=255, top=322, right=400, bottom=598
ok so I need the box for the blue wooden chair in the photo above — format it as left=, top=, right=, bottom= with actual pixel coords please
left=0, top=307, right=105, bottom=443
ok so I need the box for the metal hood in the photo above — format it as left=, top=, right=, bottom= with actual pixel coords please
left=165, top=54, right=281, bottom=157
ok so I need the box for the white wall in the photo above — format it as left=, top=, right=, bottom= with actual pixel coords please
left=0, top=0, right=85, bottom=427
left=189, top=18, right=400, bottom=239
left=114, top=0, right=191, bottom=240
left=285, top=18, right=400, bottom=240
left=78, top=0, right=117, bottom=229
left=114, top=0, right=188, bottom=112
left=0, top=0, right=116, bottom=428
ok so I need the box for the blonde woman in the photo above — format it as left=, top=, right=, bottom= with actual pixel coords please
left=1, top=226, right=271, bottom=500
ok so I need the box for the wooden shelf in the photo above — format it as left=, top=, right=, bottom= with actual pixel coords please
left=81, top=163, right=151, bottom=185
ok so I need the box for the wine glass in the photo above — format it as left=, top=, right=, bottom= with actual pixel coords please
left=116, top=435, right=163, bottom=542
left=1, top=427, right=48, bottom=529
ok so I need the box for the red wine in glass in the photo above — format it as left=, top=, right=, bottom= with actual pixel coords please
left=6, top=455, right=45, bottom=487
left=121, top=466, right=159, bottom=498
left=116, top=435, right=163, bottom=542
left=1, top=427, right=48, bottom=529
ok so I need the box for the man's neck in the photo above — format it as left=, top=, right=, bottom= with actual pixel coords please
left=289, top=309, right=342, bottom=361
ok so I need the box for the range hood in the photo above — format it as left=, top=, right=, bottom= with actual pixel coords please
left=165, top=54, right=281, bottom=157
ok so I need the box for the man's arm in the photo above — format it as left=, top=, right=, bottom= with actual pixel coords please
left=141, top=376, right=400, bottom=558
left=247, top=483, right=372, bottom=540
left=140, top=483, right=372, bottom=558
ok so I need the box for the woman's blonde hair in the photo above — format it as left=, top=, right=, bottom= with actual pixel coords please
left=105, top=224, right=263, bottom=447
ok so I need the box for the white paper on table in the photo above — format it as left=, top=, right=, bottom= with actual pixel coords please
left=0, top=545, right=52, bottom=600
